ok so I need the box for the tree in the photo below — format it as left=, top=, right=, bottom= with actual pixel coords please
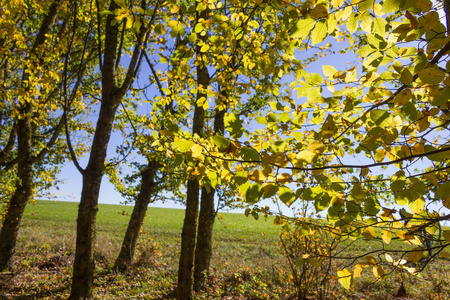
left=0, top=0, right=95, bottom=271
left=67, top=0, right=153, bottom=297
left=231, top=0, right=450, bottom=289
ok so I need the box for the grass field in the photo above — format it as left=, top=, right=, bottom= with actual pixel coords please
left=0, top=200, right=449, bottom=299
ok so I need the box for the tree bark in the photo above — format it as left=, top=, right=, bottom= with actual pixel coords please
left=68, top=0, right=145, bottom=297
left=0, top=0, right=60, bottom=272
left=0, top=103, right=33, bottom=272
left=114, top=161, right=159, bottom=273
left=177, top=8, right=209, bottom=299
left=193, top=96, right=226, bottom=291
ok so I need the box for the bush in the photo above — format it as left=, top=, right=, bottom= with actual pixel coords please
left=277, top=216, right=341, bottom=300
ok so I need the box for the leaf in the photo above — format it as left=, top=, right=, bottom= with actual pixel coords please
left=372, top=17, right=387, bottom=38
left=353, top=263, right=364, bottom=278
left=381, top=230, right=392, bottom=244
left=443, top=230, right=450, bottom=242
left=246, top=183, right=263, bottom=204
left=363, top=227, right=377, bottom=240
left=190, top=144, right=203, bottom=158
left=311, top=20, right=328, bottom=45
left=394, top=88, right=412, bottom=106
left=416, top=0, right=432, bottom=12
left=279, top=186, right=296, bottom=207
left=358, top=0, right=374, bottom=12
left=347, top=12, right=359, bottom=33
left=297, top=150, right=317, bottom=164
left=212, top=135, right=230, bottom=151
left=240, top=146, right=260, bottom=162
left=337, top=269, right=352, bottom=290
left=409, top=197, right=425, bottom=214
left=322, top=65, right=338, bottom=80
left=381, top=0, right=400, bottom=13
left=248, top=170, right=267, bottom=183
left=408, top=247, right=423, bottom=263
left=310, top=4, right=328, bottom=19
left=290, top=18, right=316, bottom=39
left=372, top=265, right=384, bottom=279
left=224, top=113, right=244, bottom=138
left=173, top=139, right=195, bottom=152
left=114, top=0, right=127, bottom=8
left=418, top=67, right=445, bottom=85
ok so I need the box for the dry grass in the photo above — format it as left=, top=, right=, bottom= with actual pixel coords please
left=0, top=200, right=449, bottom=299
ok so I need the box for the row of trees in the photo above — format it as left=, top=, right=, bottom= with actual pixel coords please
left=1, top=0, right=450, bottom=299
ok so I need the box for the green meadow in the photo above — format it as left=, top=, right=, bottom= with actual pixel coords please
left=1, top=200, right=449, bottom=299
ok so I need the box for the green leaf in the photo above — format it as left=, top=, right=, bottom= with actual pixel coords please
left=322, top=65, right=337, bottom=80
left=347, top=13, right=359, bottom=33
left=381, top=0, right=401, bottom=13
left=418, top=67, right=445, bottom=85
left=279, top=186, right=296, bottom=207
left=372, top=17, right=387, bottom=38
left=358, top=0, right=374, bottom=12
left=224, top=113, right=244, bottom=138
left=240, top=146, right=260, bottom=162
left=173, top=139, right=195, bottom=152
left=246, top=183, right=263, bottom=204
left=212, top=135, right=231, bottom=151
left=290, top=18, right=316, bottom=39
left=337, top=269, right=353, bottom=290
left=297, top=150, right=317, bottom=164
left=311, top=20, right=328, bottom=45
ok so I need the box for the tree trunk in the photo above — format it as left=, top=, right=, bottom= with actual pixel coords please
left=0, top=103, right=33, bottom=272
left=177, top=8, right=209, bottom=299
left=193, top=96, right=226, bottom=291
left=69, top=0, right=145, bottom=297
left=193, top=187, right=215, bottom=291
left=0, top=0, right=60, bottom=271
left=68, top=95, right=121, bottom=299
left=114, top=161, right=159, bottom=273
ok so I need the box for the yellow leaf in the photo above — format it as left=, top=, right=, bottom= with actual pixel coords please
left=190, top=144, right=203, bottom=158
left=440, top=251, right=450, bottom=259
left=381, top=230, right=392, bottom=244
left=363, top=227, right=376, bottom=240
left=424, top=173, right=438, bottom=186
left=393, top=89, right=412, bottom=107
left=337, top=269, right=352, bottom=290
left=308, top=141, right=325, bottom=153
left=276, top=173, right=292, bottom=184
left=443, top=230, right=450, bottom=242
left=417, top=117, right=430, bottom=132
left=248, top=170, right=267, bottom=183
left=385, top=253, right=393, bottom=262
left=373, top=265, right=384, bottom=279
left=415, top=0, right=432, bottom=12
left=353, top=263, right=365, bottom=278
left=310, top=4, right=328, bottom=19
left=408, top=247, right=423, bottom=263
left=296, top=150, right=317, bottom=164
left=366, top=255, right=377, bottom=265
left=409, top=197, right=425, bottom=214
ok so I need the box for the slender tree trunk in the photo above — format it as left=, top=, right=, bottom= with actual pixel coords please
left=0, top=0, right=60, bottom=271
left=0, top=103, right=33, bottom=272
left=193, top=188, right=215, bottom=290
left=114, top=161, right=159, bottom=272
left=69, top=0, right=145, bottom=297
left=69, top=95, right=121, bottom=299
left=193, top=97, right=226, bottom=291
left=177, top=8, right=209, bottom=299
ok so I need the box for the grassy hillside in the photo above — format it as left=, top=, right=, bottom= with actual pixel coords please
left=0, top=200, right=448, bottom=299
